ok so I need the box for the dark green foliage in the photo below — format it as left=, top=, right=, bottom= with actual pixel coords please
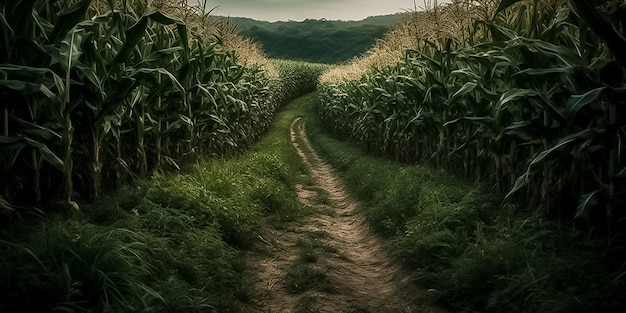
left=0, top=0, right=321, bottom=211
left=0, top=166, right=250, bottom=312
left=318, top=0, right=626, bottom=240
left=226, top=15, right=401, bottom=64
left=271, top=60, right=330, bottom=109
left=0, top=223, right=146, bottom=312
left=0, top=88, right=323, bottom=310
left=303, top=93, right=626, bottom=313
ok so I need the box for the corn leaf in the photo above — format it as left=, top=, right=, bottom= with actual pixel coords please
left=0, top=80, right=43, bottom=94
left=575, top=191, right=599, bottom=220
left=528, top=129, right=596, bottom=170
left=566, top=87, right=605, bottom=121
left=0, top=136, right=63, bottom=169
left=0, top=64, right=51, bottom=78
left=59, top=27, right=85, bottom=73
left=446, top=82, right=477, bottom=105
left=130, top=68, right=186, bottom=97
left=50, top=0, right=91, bottom=43
left=506, top=172, right=530, bottom=199
left=113, top=11, right=186, bottom=64
left=12, top=118, right=62, bottom=141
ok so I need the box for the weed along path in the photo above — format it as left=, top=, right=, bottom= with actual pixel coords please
left=238, top=117, right=446, bottom=313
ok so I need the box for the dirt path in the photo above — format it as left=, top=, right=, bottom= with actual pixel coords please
left=238, top=118, right=446, bottom=313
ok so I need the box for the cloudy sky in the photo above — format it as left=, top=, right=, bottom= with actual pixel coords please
left=189, top=0, right=451, bottom=22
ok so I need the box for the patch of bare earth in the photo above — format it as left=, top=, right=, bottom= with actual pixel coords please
left=237, top=118, right=446, bottom=313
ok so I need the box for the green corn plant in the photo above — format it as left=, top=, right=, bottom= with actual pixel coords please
left=0, top=0, right=89, bottom=205
left=1, top=0, right=326, bottom=211
left=1, top=0, right=52, bottom=205
left=318, top=0, right=625, bottom=236
left=496, top=0, right=625, bottom=233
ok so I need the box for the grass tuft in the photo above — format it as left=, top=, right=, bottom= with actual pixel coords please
left=285, top=264, right=335, bottom=294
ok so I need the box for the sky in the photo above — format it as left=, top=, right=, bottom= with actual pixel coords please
left=189, top=0, right=451, bottom=22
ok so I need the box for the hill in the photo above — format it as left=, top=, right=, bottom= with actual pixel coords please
left=219, top=15, right=403, bottom=64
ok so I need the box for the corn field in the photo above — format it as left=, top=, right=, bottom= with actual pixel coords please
left=0, top=0, right=323, bottom=211
left=319, top=0, right=626, bottom=236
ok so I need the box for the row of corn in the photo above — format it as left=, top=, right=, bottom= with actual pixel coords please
left=0, top=0, right=323, bottom=211
left=318, top=0, right=625, bottom=235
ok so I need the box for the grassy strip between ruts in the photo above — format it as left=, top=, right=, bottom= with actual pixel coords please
left=302, top=92, right=625, bottom=313
left=0, top=94, right=313, bottom=312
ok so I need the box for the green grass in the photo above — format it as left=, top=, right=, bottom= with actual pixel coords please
left=302, top=92, right=626, bottom=313
left=298, top=247, right=319, bottom=263
left=4, top=89, right=622, bottom=312
left=295, top=235, right=339, bottom=264
left=285, top=264, right=335, bottom=294
left=0, top=92, right=320, bottom=312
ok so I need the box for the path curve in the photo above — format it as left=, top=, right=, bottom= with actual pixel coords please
left=239, top=118, right=445, bottom=313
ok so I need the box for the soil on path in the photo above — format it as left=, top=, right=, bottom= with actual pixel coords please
left=238, top=118, right=446, bottom=313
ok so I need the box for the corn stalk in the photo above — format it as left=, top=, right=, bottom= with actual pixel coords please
left=318, top=0, right=626, bottom=236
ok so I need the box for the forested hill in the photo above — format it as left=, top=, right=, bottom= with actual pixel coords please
left=222, top=14, right=402, bottom=64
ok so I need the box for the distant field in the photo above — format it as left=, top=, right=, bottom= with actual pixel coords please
left=221, top=15, right=402, bottom=64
